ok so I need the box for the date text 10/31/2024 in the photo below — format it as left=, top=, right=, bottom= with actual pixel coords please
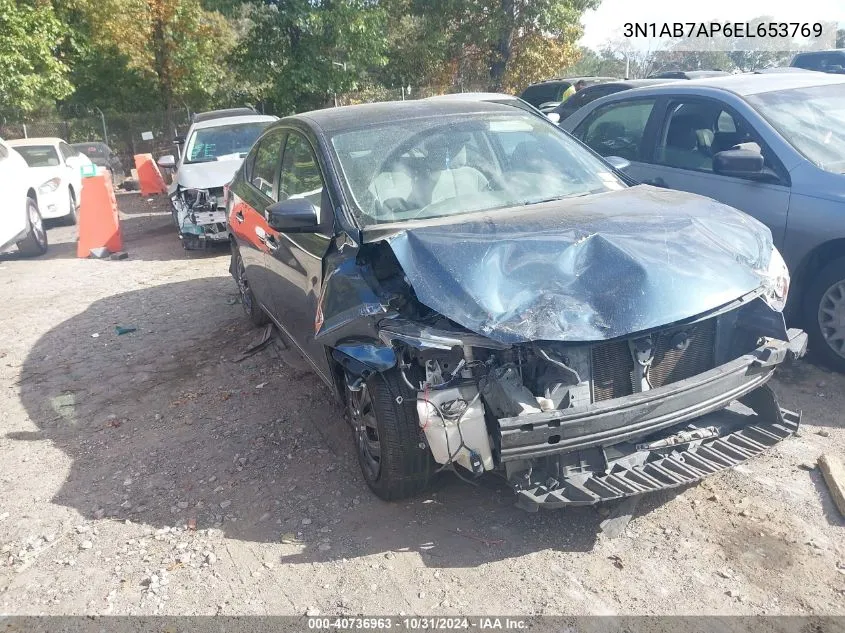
left=307, top=618, right=528, bottom=630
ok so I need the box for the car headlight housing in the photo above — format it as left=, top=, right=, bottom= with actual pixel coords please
left=761, top=247, right=790, bottom=312
left=38, top=177, right=61, bottom=194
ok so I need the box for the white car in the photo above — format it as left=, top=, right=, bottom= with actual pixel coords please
left=157, top=108, right=277, bottom=249
left=7, top=137, right=85, bottom=224
left=0, top=137, right=48, bottom=256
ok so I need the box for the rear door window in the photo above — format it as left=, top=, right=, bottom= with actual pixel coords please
left=574, top=99, right=657, bottom=161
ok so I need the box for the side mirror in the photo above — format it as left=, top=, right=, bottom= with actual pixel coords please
left=546, top=112, right=561, bottom=124
left=66, top=155, right=81, bottom=168
left=157, top=154, right=177, bottom=169
left=713, top=148, right=764, bottom=178
left=605, top=155, right=631, bottom=172
left=266, top=198, right=319, bottom=233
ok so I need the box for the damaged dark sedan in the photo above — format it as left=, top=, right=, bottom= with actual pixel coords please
left=226, top=100, right=806, bottom=511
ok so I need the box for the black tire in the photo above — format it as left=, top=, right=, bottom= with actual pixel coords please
left=66, top=188, right=78, bottom=225
left=231, top=244, right=269, bottom=327
left=16, top=197, right=48, bottom=257
left=348, top=369, right=434, bottom=501
left=803, top=256, right=845, bottom=373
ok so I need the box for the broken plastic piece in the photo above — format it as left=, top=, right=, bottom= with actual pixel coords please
left=115, top=326, right=137, bottom=335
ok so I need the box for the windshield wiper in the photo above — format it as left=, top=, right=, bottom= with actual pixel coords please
left=523, top=192, right=591, bottom=206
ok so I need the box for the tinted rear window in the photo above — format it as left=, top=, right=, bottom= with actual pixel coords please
left=520, top=83, right=567, bottom=106
left=73, top=144, right=108, bottom=158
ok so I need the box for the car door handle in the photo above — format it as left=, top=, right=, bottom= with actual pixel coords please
left=265, top=234, right=279, bottom=253
left=643, top=177, right=667, bottom=188
left=235, top=210, right=244, bottom=223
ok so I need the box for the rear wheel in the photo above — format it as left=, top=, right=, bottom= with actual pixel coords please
left=231, top=245, right=268, bottom=327
left=347, top=370, right=433, bottom=500
left=16, top=198, right=48, bottom=257
left=803, top=257, right=845, bottom=373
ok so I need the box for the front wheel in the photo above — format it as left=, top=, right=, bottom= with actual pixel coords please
left=347, top=370, right=433, bottom=501
left=803, top=257, right=845, bottom=373
left=231, top=245, right=268, bottom=327
left=16, top=198, right=48, bottom=257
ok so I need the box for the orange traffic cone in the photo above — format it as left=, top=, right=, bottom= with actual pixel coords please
left=134, top=154, right=168, bottom=196
left=77, top=171, right=123, bottom=258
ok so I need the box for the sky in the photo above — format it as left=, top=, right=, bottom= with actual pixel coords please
left=579, top=0, right=845, bottom=51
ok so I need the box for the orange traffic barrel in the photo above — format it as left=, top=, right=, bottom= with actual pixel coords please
left=77, top=171, right=123, bottom=258
left=134, top=153, right=168, bottom=196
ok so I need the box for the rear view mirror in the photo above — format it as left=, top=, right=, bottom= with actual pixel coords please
left=605, top=155, right=631, bottom=172
left=157, top=154, right=176, bottom=169
left=266, top=198, right=319, bottom=233
left=713, top=149, right=764, bottom=178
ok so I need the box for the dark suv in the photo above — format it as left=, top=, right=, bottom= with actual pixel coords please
left=790, top=50, right=845, bottom=74
left=519, top=77, right=615, bottom=109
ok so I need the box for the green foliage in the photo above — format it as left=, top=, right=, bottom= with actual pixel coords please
left=0, top=0, right=73, bottom=117
left=563, top=47, right=625, bottom=78
left=421, top=0, right=598, bottom=91
left=57, top=0, right=235, bottom=135
left=234, top=0, right=389, bottom=114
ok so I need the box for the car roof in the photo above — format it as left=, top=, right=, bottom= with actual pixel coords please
left=596, top=78, right=683, bottom=89
left=602, top=71, right=845, bottom=97
left=649, top=70, right=730, bottom=79
left=526, top=76, right=616, bottom=86
left=192, top=107, right=259, bottom=123
left=7, top=137, right=64, bottom=146
left=190, top=114, right=278, bottom=131
left=426, top=92, right=520, bottom=101
left=792, top=48, right=845, bottom=58
left=291, top=100, right=532, bottom=134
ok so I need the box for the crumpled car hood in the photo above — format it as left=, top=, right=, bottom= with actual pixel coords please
left=376, top=186, right=773, bottom=344
left=172, top=159, right=243, bottom=192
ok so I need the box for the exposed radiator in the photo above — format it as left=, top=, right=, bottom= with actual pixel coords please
left=591, top=319, right=717, bottom=403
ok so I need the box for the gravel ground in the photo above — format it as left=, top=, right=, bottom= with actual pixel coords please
left=0, top=193, right=843, bottom=616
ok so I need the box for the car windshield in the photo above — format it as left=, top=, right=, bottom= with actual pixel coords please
left=185, top=122, right=271, bottom=164
left=747, top=83, right=845, bottom=173
left=14, top=145, right=60, bottom=167
left=329, top=112, right=626, bottom=226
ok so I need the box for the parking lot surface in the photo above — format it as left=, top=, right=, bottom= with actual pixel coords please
left=0, top=193, right=843, bottom=615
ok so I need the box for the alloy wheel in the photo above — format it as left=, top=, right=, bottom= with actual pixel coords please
left=235, top=252, right=254, bottom=313
left=818, top=280, right=845, bottom=359
left=348, top=383, right=381, bottom=480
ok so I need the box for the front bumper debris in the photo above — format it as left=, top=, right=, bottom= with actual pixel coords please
left=514, top=391, right=800, bottom=511
left=505, top=330, right=807, bottom=511
left=498, top=331, right=806, bottom=462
